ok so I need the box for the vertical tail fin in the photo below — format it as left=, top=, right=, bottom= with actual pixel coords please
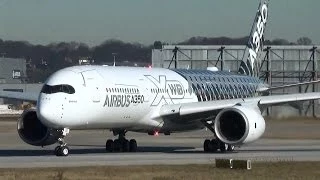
left=238, top=1, right=269, bottom=77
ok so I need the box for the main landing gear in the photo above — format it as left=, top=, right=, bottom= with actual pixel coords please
left=203, top=139, right=235, bottom=153
left=54, top=128, right=70, bottom=156
left=105, top=130, right=138, bottom=152
left=202, top=121, right=235, bottom=153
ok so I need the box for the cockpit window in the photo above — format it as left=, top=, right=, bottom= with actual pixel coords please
left=41, top=84, right=75, bottom=94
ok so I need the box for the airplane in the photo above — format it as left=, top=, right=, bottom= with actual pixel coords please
left=1, top=0, right=320, bottom=157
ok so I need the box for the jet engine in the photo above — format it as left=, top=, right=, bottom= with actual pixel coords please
left=17, top=109, right=62, bottom=146
left=214, top=105, right=265, bottom=145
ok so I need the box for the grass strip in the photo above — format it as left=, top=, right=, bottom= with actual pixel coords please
left=0, top=162, right=320, bottom=180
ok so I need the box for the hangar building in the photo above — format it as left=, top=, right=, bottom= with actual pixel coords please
left=0, top=58, right=42, bottom=106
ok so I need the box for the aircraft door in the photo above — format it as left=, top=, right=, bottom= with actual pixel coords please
left=81, top=70, right=101, bottom=103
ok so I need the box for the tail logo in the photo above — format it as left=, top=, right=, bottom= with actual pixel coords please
left=239, top=2, right=268, bottom=77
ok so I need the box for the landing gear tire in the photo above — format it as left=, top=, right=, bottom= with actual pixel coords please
left=219, top=142, right=228, bottom=153
left=60, top=146, right=69, bottom=156
left=210, top=139, right=219, bottom=152
left=203, top=139, right=219, bottom=152
left=203, top=139, right=234, bottom=153
left=54, top=146, right=69, bottom=156
left=105, top=139, right=137, bottom=152
left=114, top=139, right=121, bottom=152
left=122, top=140, right=130, bottom=152
left=129, top=139, right=137, bottom=152
left=227, top=145, right=235, bottom=152
left=54, top=146, right=61, bottom=155
left=106, top=139, right=114, bottom=152
left=203, top=139, right=211, bottom=152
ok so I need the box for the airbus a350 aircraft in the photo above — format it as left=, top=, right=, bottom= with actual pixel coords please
left=1, top=1, right=320, bottom=156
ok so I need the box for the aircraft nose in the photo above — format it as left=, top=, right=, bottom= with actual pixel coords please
left=37, top=100, right=61, bottom=128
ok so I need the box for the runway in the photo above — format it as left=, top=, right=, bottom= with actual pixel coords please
left=1, top=119, right=320, bottom=168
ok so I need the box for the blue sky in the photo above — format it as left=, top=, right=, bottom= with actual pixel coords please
left=0, top=0, right=318, bottom=46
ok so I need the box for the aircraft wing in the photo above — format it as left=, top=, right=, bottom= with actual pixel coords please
left=0, top=91, right=38, bottom=102
left=160, top=92, right=320, bottom=119
left=257, top=80, right=320, bottom=92
left=258, top=92, right=320, bottom=106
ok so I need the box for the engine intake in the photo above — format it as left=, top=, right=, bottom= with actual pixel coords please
left=214, top=105, right=265, bottom=145
left=17, top=109, right=62, bottom=146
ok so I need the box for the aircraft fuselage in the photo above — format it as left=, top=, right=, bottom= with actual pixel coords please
left=37, top=65, right=262, bottom=133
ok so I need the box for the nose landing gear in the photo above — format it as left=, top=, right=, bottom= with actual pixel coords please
left=54, top=144, right=69, bottom=156
left=54, top=128, right=70, bottom=156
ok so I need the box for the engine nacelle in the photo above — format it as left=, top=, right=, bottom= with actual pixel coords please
left=17, top=109, right=62, bottom=146
left=214, top=105, right=265, bottom=145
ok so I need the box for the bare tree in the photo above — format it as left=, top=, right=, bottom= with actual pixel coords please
left=297, top=37, right=312, bottom=45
